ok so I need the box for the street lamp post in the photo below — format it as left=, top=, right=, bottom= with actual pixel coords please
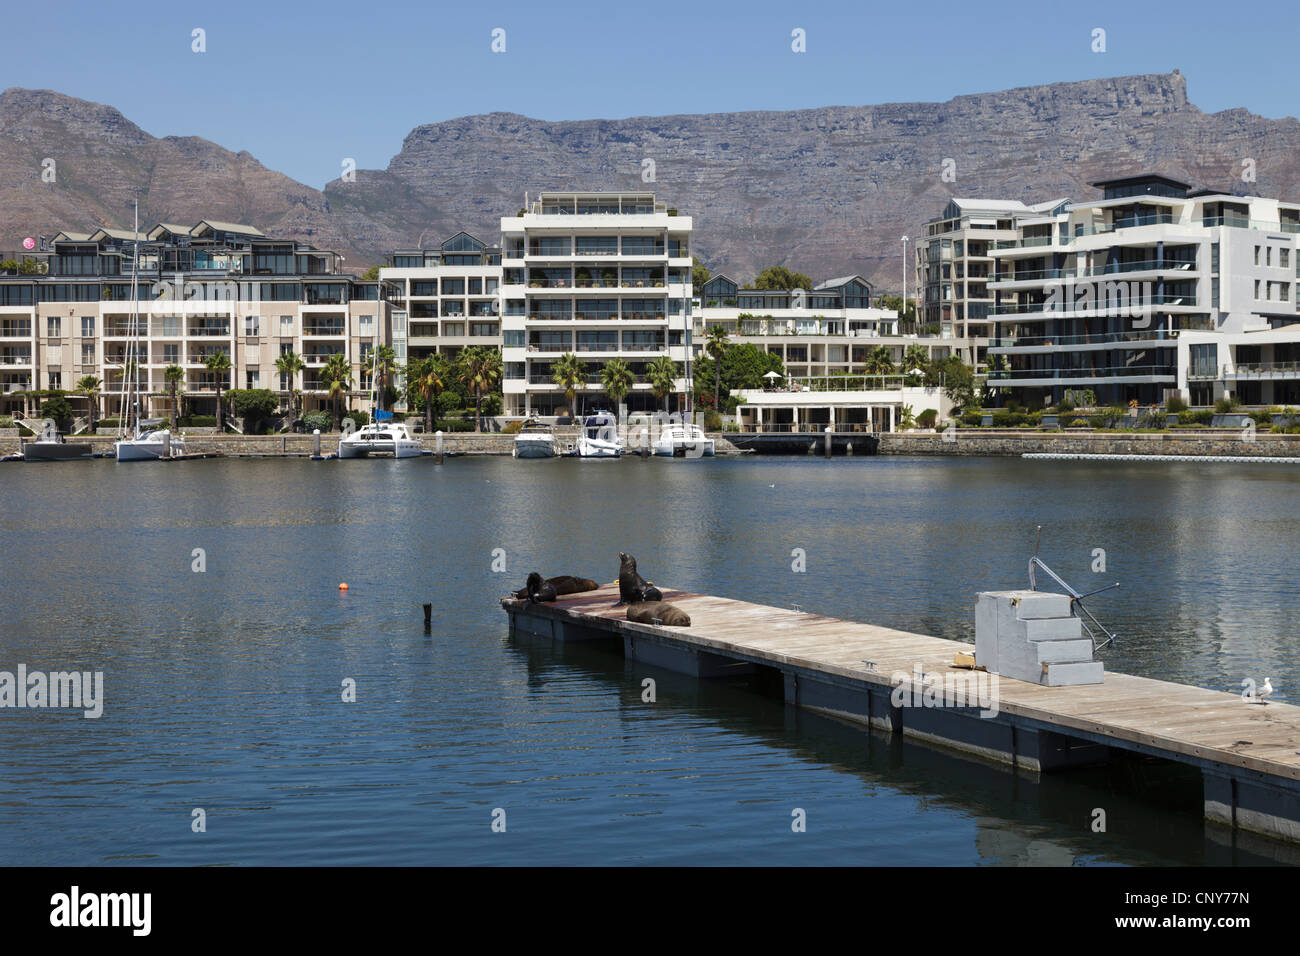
left=901, top=236, right=910, bottom=326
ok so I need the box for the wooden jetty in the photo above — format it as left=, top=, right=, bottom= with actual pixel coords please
left=502, top=583, right=1300, bottom=844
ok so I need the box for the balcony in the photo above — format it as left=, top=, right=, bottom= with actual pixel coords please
left=1225, top=362, right=1300, bottom=380
left=0, top=321, right=32, bottom=338
left=302, top=324, right=346, bottom=337
left=0, top=351, right=32, bottom=365
left=988, top=329, right=1179, bottom=349
left=987, top=364, right=1175, bottom=382
left=187, top=322, right=231, bottom=337
left=989, top=294, right=1199, bottom=317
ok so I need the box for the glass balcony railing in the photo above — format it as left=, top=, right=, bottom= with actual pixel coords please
left=988, top=330, right=1178, bottom=348
left=989, top=294, right=1198, bottom=316
left=987, top=365, right=1175, bottom=381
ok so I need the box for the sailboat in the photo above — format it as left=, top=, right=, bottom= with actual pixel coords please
left=116, top=202, right=185, bottom=462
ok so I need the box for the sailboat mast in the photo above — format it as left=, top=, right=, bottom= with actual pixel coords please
left=129, top=201, right=140, bottom=437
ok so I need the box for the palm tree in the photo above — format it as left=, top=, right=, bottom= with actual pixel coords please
left=320, top=353, right=353, bottom=430
left=704, top=324, right=730, bottom=413
left=551, top=352, right=586, bottom=420
left=903, top=344, right=929, bottom=379
left=646, top=355, right=679, bottom=413
left=458, top=346, right=502, bottom=431
left=599, top=358, right=634, bottom=414
left=75, top=375, right=101, bottom=432
left=371, top=344, right=397, bottom=410
left=275, top=350, right=306, bottom=417
left=407, top=354, right=450, bottom=434
left=865, top=346, right=895, bottom=383
left=164, top=365, right=185, bottom=432
left=204, top=351, right=232, bottom=431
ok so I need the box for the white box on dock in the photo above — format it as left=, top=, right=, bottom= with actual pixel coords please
left=975, top=590, right=1103, bottom=686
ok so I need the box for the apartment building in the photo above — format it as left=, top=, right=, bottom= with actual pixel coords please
left=0, top=221, right=384, bottom=421
left=986, top=173, right=1300, bottom=406
left=499, top=192, right=693, bottom=417
left=381, top=233, right=502, bottom=406
left=916, top=197, right=1070, bottom=369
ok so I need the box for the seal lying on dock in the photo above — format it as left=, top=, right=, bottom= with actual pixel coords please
left=520, top=572, right=557, bottom=604
left=617, top=552, right=661, bottom=605
left=512, top=574, right=598, bottom=600
left=626, top=601, right=691, bottom=627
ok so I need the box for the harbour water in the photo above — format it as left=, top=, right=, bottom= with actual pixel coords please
left=1, top=455, right=1297, bottom=865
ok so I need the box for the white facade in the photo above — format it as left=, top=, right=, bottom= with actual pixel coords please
left=499, top=192, right=693, bottom=417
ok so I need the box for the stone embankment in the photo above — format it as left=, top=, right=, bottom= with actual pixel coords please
left=879, top=430, right=1300, bottom=458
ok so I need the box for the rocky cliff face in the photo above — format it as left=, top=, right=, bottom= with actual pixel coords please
left=5, top=73, right=1300, bottom=284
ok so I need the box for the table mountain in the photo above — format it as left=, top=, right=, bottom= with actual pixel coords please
left=4, top=73, right=1300, bottom=286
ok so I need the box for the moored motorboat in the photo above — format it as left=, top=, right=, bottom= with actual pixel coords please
left=115, top=420, right=185, bottom=461
left=513, top=419, right=557, bottom=458
left=22, top=433, right=93, bottom=461
left=575, top=411, right=622, bottom=458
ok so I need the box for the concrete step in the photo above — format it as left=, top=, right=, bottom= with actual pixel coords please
left=1012, top=592, right=1073, bottom=620
left=1044, top=660, right=1105, bottom=686
left=1024, top=617, right=1084, bottom=642
left=1037, top=638, right=1095, bottom=665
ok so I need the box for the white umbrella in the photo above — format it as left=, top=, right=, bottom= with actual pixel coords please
left=763, top=371, right=782, bottom=379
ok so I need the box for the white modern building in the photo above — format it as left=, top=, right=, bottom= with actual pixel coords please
left=916, top=197, right=1072, bottom=371
left=499, top=192, right=693, bottom=417
left=987, top=173, right=1300, bottom=407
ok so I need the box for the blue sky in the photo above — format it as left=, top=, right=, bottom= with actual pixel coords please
left=5, top=0, right=1298, bottom=189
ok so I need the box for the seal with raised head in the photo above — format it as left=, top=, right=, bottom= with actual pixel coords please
left=626, top=601, right=691, bottom=627
left=618, top=552, right=656, bottom=605
left=513, top=574, right=598, bottom=600
left=520, top=571, right=557, bottom=604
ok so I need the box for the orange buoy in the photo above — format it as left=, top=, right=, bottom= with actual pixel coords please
left=338, top=582, right=349, bottom=591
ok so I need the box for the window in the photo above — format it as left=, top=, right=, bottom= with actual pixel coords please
left=1212, top=278, right=1220, bottom=308
left=1255, top=280, right=1261, bottom=299
left=1267, top=247, right=1273, bottom=267
left=1283, top=249, right=1291, bottom=269
left=503, top=330, right=525, bottom=348
left=1266, top=282, right=1272, bottom=301
left=359, top=314, right=373, bottom=329
left=1255, top=246, right=1261, bottom=266
left=47, top=316, right=62, bottom=337
left=81, top=343, right=94, bottom=364
left=485, top=278, right=499, bottom=294
left=245, top=315, right=260, bottom=336
left=1211, top=243, right=1220, bottom=274
left=468, top=278, right=482, bottom=295
left=1282, top=284, right=1291, bottom=302
left=48, top=372, right=61, bottom=389
left=442, top=278, right=465, bottom=296
left=246, top=370, right=259, bottom=388
left=81, top=316, right=95, bottom=337
left=163, top=344, right=180, bottom=364
left=280, top=315, right=293, bottom=333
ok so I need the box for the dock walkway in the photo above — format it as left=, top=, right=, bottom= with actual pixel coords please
left=502, top=583, right=1300, bottom=843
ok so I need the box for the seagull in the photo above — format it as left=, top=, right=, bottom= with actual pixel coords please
left=769, top=484, right=776, bottom=488
left=1261, top=678, right=1275, bottom=702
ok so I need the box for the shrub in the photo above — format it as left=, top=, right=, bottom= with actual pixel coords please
left=178, top=415, right=217, bottom=427
left=703, top=409, right=723, bottom=431
left=961, top=409, right=984, bottom=426
left=1056, top=399, right=1075, bottom=414
left=1214, top=396, right=1241, bottom=413
left=501, top=420, right=523, bottom=435
left=1177, top=409, right=1215, bottom=426
left=40, top=395, right=73, bottom=428
left=481, top=393, right=504, bottom=417
left=345, top=410, right=370, bottom=430
left=1068, top=418, right=1089, bottom=428
left=916, top=408, right=938, bottom=429
left=1166, top=395, right=1189, bottom=414
left=301, top=410, right=332, bottom=432
left=434, top=419, right=475, bottom=432
left=1249, top=409, right=1273, bottom=426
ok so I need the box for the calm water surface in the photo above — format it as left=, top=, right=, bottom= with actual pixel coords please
left=1, top=454, right=1297, bottom=865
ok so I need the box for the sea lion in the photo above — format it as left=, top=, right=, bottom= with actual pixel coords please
left=617, top=552, right=656, bottom=605
left=635, top=583, right=663, bottom=603
left=519, top=571, right=557, bottom=604
left=626, top=601, right=691, bottom=627
left=512, top=574, right=598, bottom=600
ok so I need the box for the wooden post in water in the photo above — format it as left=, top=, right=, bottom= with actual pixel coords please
left=435, top=430, right=444, bottom=464
left=824, top=425, right=833, bottom=459
left=423, top=603, right=432, bottom=632
left=312, top=429, right=321, bottom=458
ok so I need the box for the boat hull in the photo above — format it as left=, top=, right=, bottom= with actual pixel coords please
left=22, top=442, right=93, bottom=461
left=513, top=439, right=557, bottom=459
left=653, top=440, right=716, bottom=458
left=338, top=440, right=424, bottom=459
left=115, top=431, right=184, bottom=461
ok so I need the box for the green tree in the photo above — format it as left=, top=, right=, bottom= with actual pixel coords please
left=691, top=257, right=711, bottom=288
left=692, top=344, right=784, bottom=410
left=320, top=353, right=353, bottom=430
left=75, top=375, right=101, bottom=431
left=164, top=364, right=185, bottom=431
left=927, top=356, right=977, bottom=412
left=458, top=346, right=503, bottom=431
left=406, top=354, right=451, bottom=433
left=40, top=394, right=73, bottom=430
left=275, top=350, right=306, bottom=416
left=647, top=355, right=679, bottom=412
left=226, top=389, right=280, bottom=434
left=705, top=324, right=730, bottom=413
left=879, top=295, right=918, bottom=325
left=865, top=346, right=896, bottom=380
left=360, top=265, right=381, bottom=280
left=203, top=351, right=232, bottom=430
left=752, top=266, right=813, bottom=291
left=903, top=344, right=929, bottom=379
left=370, top=344, right=397, bottom=410
left=551, top=352, right=586, bottom=420
left=599, top=358, right=634, bottom=412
